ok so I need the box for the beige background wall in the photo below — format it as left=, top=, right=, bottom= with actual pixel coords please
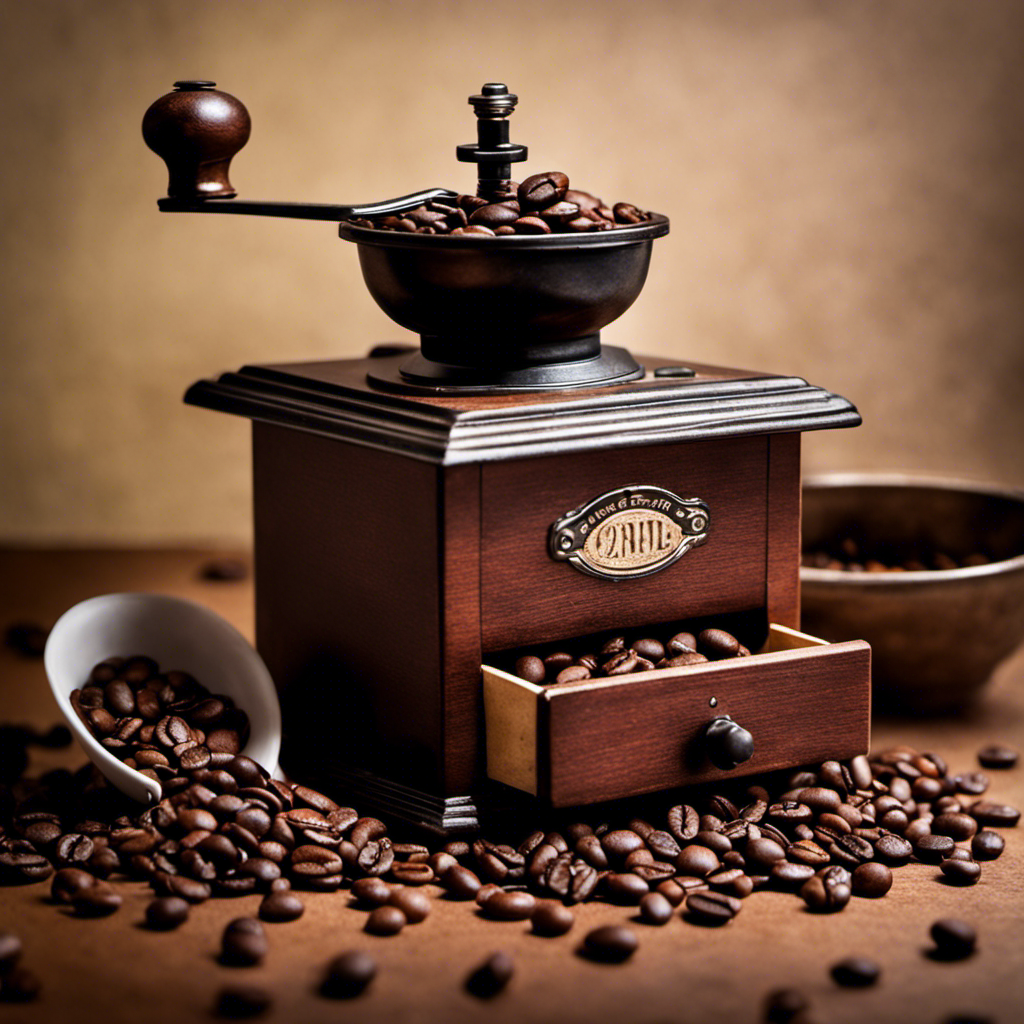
left=2, top=0, right=1023, bottom=544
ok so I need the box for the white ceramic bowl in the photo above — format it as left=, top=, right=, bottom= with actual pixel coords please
left=44, top=593, right=281, bottom=803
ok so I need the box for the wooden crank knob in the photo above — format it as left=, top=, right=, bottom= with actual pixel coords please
left=142, top=81, right=251, bottom=199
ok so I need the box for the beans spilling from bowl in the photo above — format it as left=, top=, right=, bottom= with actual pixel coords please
left=803, top=536, right=992, bottom=573
left=70, top=655, right=250, bottom=776
left=513, top=625, right=750, bottom=685
left=348, top=171, right=654, bottom=237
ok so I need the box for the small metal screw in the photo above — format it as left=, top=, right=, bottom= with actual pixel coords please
left=709, top=696, right=718, bottom=707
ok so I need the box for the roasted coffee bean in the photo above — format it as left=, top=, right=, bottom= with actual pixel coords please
left=164, top=875, right=211, bottom=904
left=851, top=861, right=892, bottom=898
left=797, top=787, right=842, bottom=814
left=677, top=844, right=720, bottom=877
left=933, top=813, right=978, bottom=840
left=51, top=867, right=95, bottom=904
left=0, top=966, right=41, bottom=1003
left=955, top=772, right=990, bottom=796
left=916, top=833, right=955, bottom=863
left=519, top=171, right=570, bottom=208
left=831, top=956, right=881, bottom=987
left=787, top=839, right=830, bottom=867
left=763, top=987, right=809, bottom=1024
left=482, top=890, right=536, bottom=921
left=746, top=837, right=786, bottom=870
left=516, top=655, right=549, bottom=683
left=970, top=800, right=1020, bottom=827
left=977, top=744, right=1018, bottom=769
left=146, top=896, right=189, bottom=930
left=601, top=829, right=645, bottom=860
left=259, top=891, right=304, bottom=922
left=390, top=861, right=434, bottom=886
left=555, top=665, right=591, bottom=684
left=441, top=865, right=481, bottom=900
left=221, top=918, right=268, bottom=966
left=214, top=984, right=271, bottom=1018
left=874, top=832, right=913, bottom=865
left=531, top=901, right=574, bottom=937
left=364, top=905, right=405, bottom=936
left=466, top=951, right=514, bottom=998
left=685, top=890, right=741, bottom=925
left=930, top=918, right=977, bottom=959
left=604, top=872, right=649, bottom=904
left=801, top=870, right=850, bottom=913
left=73, top=881, right=122, bottom=917
left=603, top=651, right=640, bottom=675
left=639, top=891, right=673, bottom=925
left=770, top=862, right=815, bottom=890
left=645, top=829, right=681, bottom=860
left=631, top=638, right=665, bottom=662
left=320, top=950, right=377, bottom=999
left=697, top=628, right=740, bottom=659
left=667, top=804, right=700, bottom=842
left=388, top=888, right=430, bottom=924
left=971, top=830, right=1005, bottom=860
left=940, top=857, right=981, bottom=885
left=582, top=925, right=638, bottom=962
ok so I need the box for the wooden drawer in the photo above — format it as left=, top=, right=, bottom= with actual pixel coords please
left=482, top=625, right=871, bottom=807
left=479, top=438, right=769, bottom=651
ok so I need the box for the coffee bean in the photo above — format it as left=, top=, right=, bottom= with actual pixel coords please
left=697, top=628, right=740, bottom=659
left=667, top=632, right=698, bottom=654
left=259, top=891, right=304, bottom=922
left=466, top=951, right=514, bottom=998
left=0, top=933, right=23, bottom=974
left=685, top=891, right=741, bottom=925
left=916, top=833, right=955, bottom=863
left=977, top=744, right=1018, bottom=769
left=221, top=918, right=267, bottom=966
left=874, top=833, right=913, bottom=865
left=214, top=984, right=271, bottom=1019
left=939, top=858, right=981, bottom=885
left=667, top=804, right=700, bottom=842
left=601, top=829, right=645, bottom=860
left=582, top=925, right=638, bottom=962
left=145, top=896, right=189, bottom=930
left=515, top=656, right=545, bottom=683
left=639, top=891, right=673, bottom=925
left=969, top=800, right=1020, bottom=827
left=787, top=839, right=830, bottom=867
left=763, top=988, right=809, bottom=1023
left=555, top=665, right=591, bottom=684
left=746, top=837, right=786, bottom=870
left=482, top=890, right=536, bottom=921
left=677, top=844, right=720, bottom=877
left=797, top=787, right=842, bottom=814
left=364, top=906, right=405, bottom=936
left=518, top=171, right=570, bottom=208
left=320, top=950, right=377, bottom=999
left=800, top=870, right=850, bottom=913
left=531, top=901, right=574, bottom=937
left=971, top=830, right=1005, bottom=860
left=851, top=861, right=892, bottom=897
left=73, top=881, right=122, bottom=917
left=770, top=862, right=815, bottom=891
left=605, top=872, right=649, bottom=904
left=930, top=918, right=977, bottom=959
left=631, top=638, right=665, bottom=661
left=387, top=888, right=430, bottom=924
left=933, top=813, right=978, bottom=840
left=51, top=867, right=95, bottom=904
left=831, top=956, right=881, bottom=987
left=0, top=966, right=41, bottom=1003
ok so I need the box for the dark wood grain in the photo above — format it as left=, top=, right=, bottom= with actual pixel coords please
left=252, top=422, right=445, bottom=791
left=766, top=432, right=802, bottom=629
left=539, top=639, right=871, bottom=806
left=480, top=438, right=769, bottom=651
left=439, top=462, right=483, bottom=794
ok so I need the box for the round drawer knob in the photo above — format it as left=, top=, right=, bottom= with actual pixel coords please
left=704, top=715, right=754, bottom=770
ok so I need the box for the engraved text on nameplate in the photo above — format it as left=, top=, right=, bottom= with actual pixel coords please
left=549, top=485, right=711, bottom=580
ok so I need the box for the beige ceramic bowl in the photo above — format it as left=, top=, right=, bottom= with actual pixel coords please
left=800, top=474, right=1024, bottom=712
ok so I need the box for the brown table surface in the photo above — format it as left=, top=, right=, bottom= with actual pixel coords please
left=1, top=548, right=1022, bottom=1024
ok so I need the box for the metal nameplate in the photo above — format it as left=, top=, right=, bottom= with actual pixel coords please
left=549, top=485, right=710, bottom=581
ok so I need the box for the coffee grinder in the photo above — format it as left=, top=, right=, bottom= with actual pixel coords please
left=143, top=81, right=869, bottom=832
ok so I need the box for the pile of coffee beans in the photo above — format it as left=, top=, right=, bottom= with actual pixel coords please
left=0, top=725, right=1018, bottom=1013
left=347, top=171, right=654, bottom=237
left=803, top=536, right=993, bottom=573
left=514, top=625, right=750, bottom=684
left=71, top=655, right=251, bottom=775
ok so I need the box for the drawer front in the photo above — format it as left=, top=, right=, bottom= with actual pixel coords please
left=480, top=438, right=768, bottom=652
left=484, top=626, right=871, bottom=806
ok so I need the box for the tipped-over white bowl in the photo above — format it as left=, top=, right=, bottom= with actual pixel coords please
left=44, top=593, right=281, bottom=804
